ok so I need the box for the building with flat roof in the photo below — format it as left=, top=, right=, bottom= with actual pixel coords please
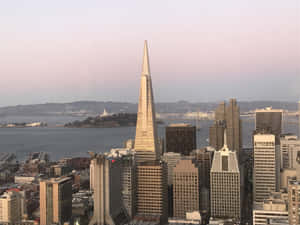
left=88, top=153, right=128, bottom=225
left=253, top=192, right=289, bottom=225
left=280, top=134, right=300, bottom=169
left=135, top=161, right=168, bottom=225
left=173, top=158, right=200, bottom=218
left=0, top=190, right=25, bottom=224
left=288, top=180, right=300, bottom=225
left=40, top=177, right=72, bottom=225
left=253, top=134, right=280, bottom=202
left=166, top=123, right=196, bottom=156
left=255, top=107, right=283, bottom=144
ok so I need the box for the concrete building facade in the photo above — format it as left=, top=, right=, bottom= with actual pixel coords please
left=173, top=158, right=200, bottom=218
left=135, top=161, right=168, bottom=225
left=40, top=177, right=72, bottom=225
left=253, top=134, right=280, bottom=203
left=210, top=133, right=240, bottom=221
left=280, top=134, right=300, bottom=169
left=253, top=192, right=289, bottom=225
left=88, top=153, right=128, bottom=225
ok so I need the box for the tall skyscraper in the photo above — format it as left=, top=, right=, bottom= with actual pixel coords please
left=135, top=161, right=168, bottom=225
left=40, top=177, right=72, bottom=225
left=89, top=153, right=128, bottom=225
left=226, top=99, right=242, bottom=158
left=173, top=158, right=200, bottom=218
left=210, top=131, right=240, bottom=221
left=280, top=134, right=300, bottom=169
left=165, top=123, right=196, bottom=156
left=209, top=99, right=242, bottom=159
left=134, top=41, right=159, bottom=162
left=120, top=153, right=136, bottom=219
left=253, top=133, right=280, bottom=203
left=190, top=148, right=212, bottom=188
left=161, top=152, right=182, bottom=217
left=255, top=107, right=283, bottom=144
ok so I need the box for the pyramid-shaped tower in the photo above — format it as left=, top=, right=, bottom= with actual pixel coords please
left=134, top=41, right=159, bottom=162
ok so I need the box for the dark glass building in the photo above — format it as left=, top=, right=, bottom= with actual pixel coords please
left=166, top=124, right=196, bottom=156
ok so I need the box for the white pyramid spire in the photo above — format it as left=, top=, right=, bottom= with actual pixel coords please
left=134, top=41, right=158, bottom=161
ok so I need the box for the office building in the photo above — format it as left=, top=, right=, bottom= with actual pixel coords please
left=253, top=134, right=280, bottom=202
left=190, top=148, right=212, bottom=188
left=173, top=158, right=200, bottom=218
left=255, top=107, right=283, bottom=144
left=134, top=41, right=159, bottom=162
left=0, top=190, right=25, bottom=224
left=89, top=153, right=128, bottom=225
left=121, top=153, right=136, bottom=219
left=166, top=123, right=196, bottom=156
left=210, top=132, right=240, bottom=221
left=161, top=152, right=182, bottom=217
left=40, top=177, right=72, bottom=225
left=209, top=99, right=242, bottom=159
left=253, top=192, right=289, bottom=225
left=209, top=121, right=225, bottom=151
left=135, top=161, right=168, bottom=225
left=280, top=134, right=300, bottom=169
left=288, top=180, right=300, bottom=225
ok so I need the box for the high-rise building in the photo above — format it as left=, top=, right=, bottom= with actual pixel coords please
left=210, top=132, right=240, bottom=221
left=209, top=99, right=242, bottom=159
left=161, top=152, right=182, bottom=217
left=209, top=121, right=225, bottom=151
left=0, top=190, right=25, bottom=224
left=255, top=107, right=283, bottom=144
left=288, top=180, right=300, bottom=225
left=165, top=123, right=196, bottom=156
left=190, top=148, right=212, bottom=188
left=280, top=134, right=300, bottom=169
left=134, top=41, right=159, bottom=162
left=253, top=134, right=280, bottom=203
left=120, top=153, right=136, bottom=219
left=253, top=192, right=289, bottom=225
left=226, top=99, right=242, bottom=158
left=40, top=177, right=72, bottom=225
left=173, top=158, right=200, bottom=218
left=89, top=153, right=128, bottom=225
left=135, top=161, right=168, bottom=225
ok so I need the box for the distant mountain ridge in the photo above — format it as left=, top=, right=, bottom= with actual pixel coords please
left=0, top=101, right=298, bottom=117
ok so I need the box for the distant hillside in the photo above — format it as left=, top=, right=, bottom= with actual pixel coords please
left=0, top=101, right=297, bottom=118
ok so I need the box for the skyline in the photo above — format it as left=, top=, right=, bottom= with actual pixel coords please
left=0, top=1, right=299, bottom=106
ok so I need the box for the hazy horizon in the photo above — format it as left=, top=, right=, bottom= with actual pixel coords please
left=1, top=1, right=299, bottom=106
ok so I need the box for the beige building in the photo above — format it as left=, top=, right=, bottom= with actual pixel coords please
left=161, top=152, right=182, bottom=186
left=134, top=41, right=159, bottom=162
left=288, top=180, right=300, bottom=225
left=280, top=134, right=300, bottom=169
left=135, top=161, right=168, bottom=225
left=190, top=148, right=212, bottom=188
left=40, top=177, right=72, bottom=225
left=0, top=190, right=25, bottom=224
left=253, top=192, right=289, bottom=225
left=88, top=153, right=128, bottom=225
left=173, top=158, right=200, bottom=218
left=210, top=132, right=240, bottom=221
left=253, top=134, right=280, bottom=202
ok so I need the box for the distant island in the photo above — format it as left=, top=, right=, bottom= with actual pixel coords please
left=0, top=122, right=47, bottom=128
left=64, top=113, right=137, bottom=128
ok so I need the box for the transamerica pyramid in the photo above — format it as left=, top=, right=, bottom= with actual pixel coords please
left=134, top=41, right=159, bottom=162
